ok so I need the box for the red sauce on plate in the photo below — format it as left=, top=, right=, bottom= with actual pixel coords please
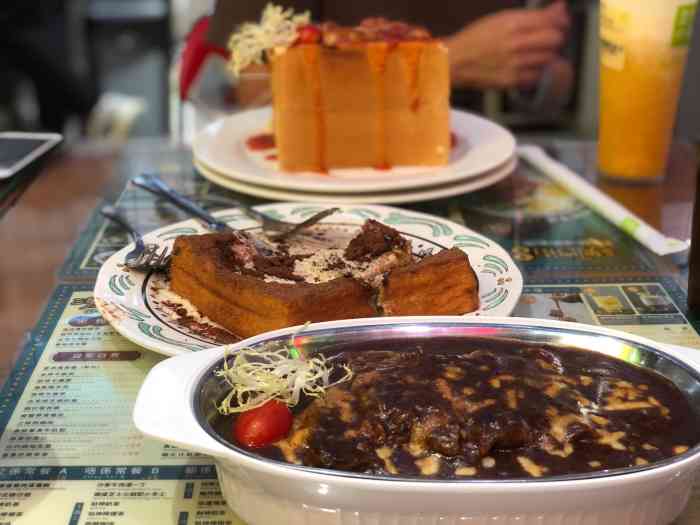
left=246, top=133, right=275, bottom=151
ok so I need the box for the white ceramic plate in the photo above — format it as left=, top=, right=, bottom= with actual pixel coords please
left=95, top=203, right=523, bottom=357
left=194, top=156, right=516, bottom=205
left=192, top=107, right=516, bottom=194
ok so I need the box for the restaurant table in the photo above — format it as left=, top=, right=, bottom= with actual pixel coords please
left=0, top=151, right=60, bottom=222
left=0, top=136, right=698, bottom=524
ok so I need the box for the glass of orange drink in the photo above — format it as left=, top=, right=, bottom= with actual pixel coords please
left=598, top=0, right=697, bottom=182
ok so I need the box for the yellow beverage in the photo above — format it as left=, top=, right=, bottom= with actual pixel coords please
left=598, top=0, right=697, bottom=182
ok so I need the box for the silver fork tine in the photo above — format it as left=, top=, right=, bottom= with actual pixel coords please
left=130, top=244, right=158, bottom=271
left=137, top=244, right=158, bottom=265
left=101, top=205, right=147, bottom=266
left=269, top=207, right=341, bottom=241
left=194, top=192, right=295, bottom=233
left=152, top=246, right=171, bottom=269
left=101, top=204, right=170, bottom=272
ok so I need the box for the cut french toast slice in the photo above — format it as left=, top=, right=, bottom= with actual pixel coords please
left=379, top=248, right=479, bottom=316
left=170, top=233, right=375, bottom=339
left=168, top=224, right=480, bottom=339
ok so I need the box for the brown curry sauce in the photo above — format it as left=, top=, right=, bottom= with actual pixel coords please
left=214, top=338, right=700, bottom=480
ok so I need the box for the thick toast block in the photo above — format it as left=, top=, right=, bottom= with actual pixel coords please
left=380, top=248, right=479, bottom=315
left=170, top=232, right=480, bottom=339
left=270, top=41, right=450, bottom=172
left=170, top=233, right=375, bottom=339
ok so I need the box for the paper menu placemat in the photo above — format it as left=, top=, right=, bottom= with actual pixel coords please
left=2, top=286, right=700, bottom=523
left=457, top=159, right=675, bottom=280
left=0, top=479, right=241, bottom=525
left=0, top=284, right=245, bottom=524
left=512, top=279, right=700, bottom=349
left=3, top=283, right=700, bottom=524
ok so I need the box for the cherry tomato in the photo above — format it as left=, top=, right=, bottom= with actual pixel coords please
left=233, top=400, right=293, bottom=448
left=297, top=24, right=321, bottom=44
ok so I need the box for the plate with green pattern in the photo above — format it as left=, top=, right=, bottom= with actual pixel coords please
left=94, top=203, right=523, bottom=356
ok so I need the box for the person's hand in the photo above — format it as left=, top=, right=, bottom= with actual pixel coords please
left=444, top=1, right=569, bottom=90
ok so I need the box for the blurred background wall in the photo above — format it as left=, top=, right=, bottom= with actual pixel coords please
left=678, top=5, right=700, bottom=143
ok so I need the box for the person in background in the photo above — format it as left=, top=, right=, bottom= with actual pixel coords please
left=0, top=2, right=97, bottom=132
left=0, top=2, right=146, bottom=141
left=204, top=0, right=573, bottom=116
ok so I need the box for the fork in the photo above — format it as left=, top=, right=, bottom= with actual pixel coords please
left=100, top=205, right=171, bottom=272
left=131, top=173, right=339, bottom=241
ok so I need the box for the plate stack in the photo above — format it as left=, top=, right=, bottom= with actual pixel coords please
left=193, top=108, right=517, bottom=204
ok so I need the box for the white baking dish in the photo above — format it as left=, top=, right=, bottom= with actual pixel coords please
left=133, top=317, right=700, bottom=525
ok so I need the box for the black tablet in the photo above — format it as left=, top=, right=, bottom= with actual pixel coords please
left=0, top=132, right=63, bottom=179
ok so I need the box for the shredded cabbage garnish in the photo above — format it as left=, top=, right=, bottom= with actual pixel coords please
left=215, top=341, right=352, bottom=415
left=228, top=3, right=310, bottom=76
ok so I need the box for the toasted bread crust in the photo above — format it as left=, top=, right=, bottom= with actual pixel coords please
left=170, top=233, right=479, bottom=339
left=380, top=248, right=479, bottom=315
left=270, top=41, right=450, bottom=172
left=171, top=233, right=375, bottom=338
